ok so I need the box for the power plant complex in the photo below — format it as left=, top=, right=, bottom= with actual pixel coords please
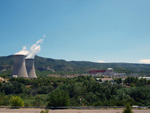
left=11, top=39, right=44, bottom=78
left=11, top=55, right=37, bottom=78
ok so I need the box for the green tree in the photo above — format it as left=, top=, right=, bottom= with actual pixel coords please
left=9, top=96, right=24, bottom=107
left=122, top=103, right=133, bottom=113
left=11, top=81, right=25, bottom=94
left=33, top=95, right=45, bottom=107
left=0, top=92, right=9, bottom=105
left=0, top=82, right=2, bottom=88
left=85, top=92, right=99, bottom=105
left=124, top=77, right=138, bottom=86
left=47, top=89, right=70, bottom=106
left=127, top=87, right=150, bottom=106
left=114, top=78, right=122, bottom=84
left=2, top=82, right=14, bottom=94
left=37, top=86, right=53, bottom=94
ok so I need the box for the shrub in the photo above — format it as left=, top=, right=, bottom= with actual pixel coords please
left=9, top=96, right=24, bottom=107
left=122, top=103, right=133, bottom=113
left=40, top=109, right=49, bottom=113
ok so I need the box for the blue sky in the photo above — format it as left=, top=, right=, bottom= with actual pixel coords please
left=1, top=0, right=150, bottom=63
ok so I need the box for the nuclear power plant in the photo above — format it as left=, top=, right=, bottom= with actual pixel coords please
left=11, top=55, right=29, bottom=78
left=25, top=58, right=37, bottom=78
left=11, top=55, right=37, bottom=78
left=11, top=39, right=43, bottom=78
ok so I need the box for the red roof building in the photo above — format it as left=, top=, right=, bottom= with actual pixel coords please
left=89, top=70, right=106, bottom=74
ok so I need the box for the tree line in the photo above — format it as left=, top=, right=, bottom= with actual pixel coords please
left=0, top=76, right=150, bottom=107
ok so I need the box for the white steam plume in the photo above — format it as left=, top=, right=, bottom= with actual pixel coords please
left=15, top=46, right=29, bottom=55
left=26, top=39, right=44, bottom=59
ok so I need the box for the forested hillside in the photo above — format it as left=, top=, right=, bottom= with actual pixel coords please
left=0, top=55, right=150, bottom=77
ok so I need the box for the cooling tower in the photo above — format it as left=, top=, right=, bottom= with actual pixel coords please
left=25, top=58, right=37, bottom=78
left=12, top=55, right=28, bottom=78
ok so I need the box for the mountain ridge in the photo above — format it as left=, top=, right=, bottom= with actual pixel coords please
left=0, top=55, right=150, bottom=76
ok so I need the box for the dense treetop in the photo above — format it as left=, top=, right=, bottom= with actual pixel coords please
left=0, top=76, right=150, bottom=107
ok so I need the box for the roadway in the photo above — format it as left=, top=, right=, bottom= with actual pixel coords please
left=0, top=109, right=150, bottom=113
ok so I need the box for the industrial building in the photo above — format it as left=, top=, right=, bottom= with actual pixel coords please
left=25, top=58, right=37, bottom=78
left=89, top=68, right=128, bottom=77
left=89, top=68, right=114, bottom=77
left=11, top=55, right=28, bottom=78
left=11, top=55, right=37, bottom=78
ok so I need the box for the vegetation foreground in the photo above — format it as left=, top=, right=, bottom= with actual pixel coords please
left=0, top=76, right=150, bottom=108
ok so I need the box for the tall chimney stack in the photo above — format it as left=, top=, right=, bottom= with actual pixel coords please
left=11, top=55, right=28, bottom=78
left=25, top=58, right=37, bottom=78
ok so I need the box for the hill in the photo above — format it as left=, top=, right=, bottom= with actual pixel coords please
left=0, top=55, right=150, bottom=77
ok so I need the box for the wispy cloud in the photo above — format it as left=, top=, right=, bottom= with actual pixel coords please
left=96, top=60, right=105, bottom=63
left=139, top=59, right=150, bottom=64
left=42, top=34, right=47, bottom=38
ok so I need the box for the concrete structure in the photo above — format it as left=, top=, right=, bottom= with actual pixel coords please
left=89, top=68, right=128, bottom=77
left=106, top=68, right=114, bottom=76
left=11, top=55, right=28, bottom=78
left=139, top=77, right=150, bottom=80
left=89, top=68, right=114, bottom=77
left=25, top=58, right=37, bottom=78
